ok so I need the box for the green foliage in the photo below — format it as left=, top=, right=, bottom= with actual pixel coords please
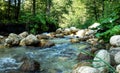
left=95, top=5, right=120, bottom=42
left=96, top=25, right=120, bottom=42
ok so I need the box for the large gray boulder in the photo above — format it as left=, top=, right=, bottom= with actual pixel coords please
left=5, top=33, right=21, bottom=46
left=92, top=50, right=110, bottom=73
left=20, top=34, right=39, bottom=46
left=72, top=66, right=100, bottom=73
left=114, top=52, right=120, bottom=64
left=110, top=35, right=120, bottom=46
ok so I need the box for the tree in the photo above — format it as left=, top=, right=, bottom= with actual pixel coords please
left=32, top=0, right=36, bottom=16
left=15, top=0, right=21, bottom=21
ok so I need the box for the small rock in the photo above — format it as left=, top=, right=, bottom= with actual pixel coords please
left=110, top=35, right=120, bottom=47
left=72, top=66, right=100, bottom=73
left=70, top=38, right=80, bottom=43
left=92, top=50, right=110, bottom=73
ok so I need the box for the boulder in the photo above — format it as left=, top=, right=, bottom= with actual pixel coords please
left=70, top=27, right=78, bottom=33
left=88, top=23, right=100, bottom=29
left=72, top=66, right=100, bottom=73
left=36, top=34, right=49, bottom=40
left=110, top=35, right=120, bottom=46
left=114, top=52, right=120, bottom=64
left=56, top=28, right=62, bottom=34
left=55, top=34, right=64, bottom=38
left=109, top=47, right=120, bottom=65
left=75, top=29, right=86, bottom=38
left=19, top=31, right=28, bottom=38
left=39, top=39, right=55, bottom=48
left=85, top=29, right=96, bottom=36
left=63, top=28, right=71, bottom=35
left=116, top=64, right=120, bottom=73
left=20, top=34, right=39, bottom=46
left=19, top=58, right=40, bottom=72
left=5, top=33, right=21, bottom=46
left=92, top=50, right=110, bottom=73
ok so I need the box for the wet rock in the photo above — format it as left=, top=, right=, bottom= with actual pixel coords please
left=5, top=33, right=21, bottom=46
left=0, top=44, right=5, bottom=49
left=36, top=34, right=50, bottom=40
left=92, top=50, right=110, bottom=73
left=77, top=51, right=93, bottom=62
left=19, top=58, right=40, bottom=72
left=72, top=66, right=100, bottom=73
left=20, top=34, right=39, bottom=46
left=39, top=39, right=55, bottom=48
left=110, top=35, right=120, bottom=47
left=116, top=64, right=120, bottom=73
left=19, top=31, right=28, bottom=38
left=55, top=34, right=64, bottom=38
left=70, top=38, right=80, bottom=43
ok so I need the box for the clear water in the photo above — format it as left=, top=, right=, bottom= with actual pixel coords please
left=0, top=38, right=90, bottom=73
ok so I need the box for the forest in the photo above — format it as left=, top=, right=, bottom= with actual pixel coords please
left=0, top=0, right=120, bottom=35
left=0, top=0, right=120, bottom=73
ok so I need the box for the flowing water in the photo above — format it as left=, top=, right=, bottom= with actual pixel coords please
left=0, top=38, right=90, bottom=73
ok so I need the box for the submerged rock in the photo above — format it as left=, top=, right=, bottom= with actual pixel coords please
left=19, top=58, right=40, bottom=72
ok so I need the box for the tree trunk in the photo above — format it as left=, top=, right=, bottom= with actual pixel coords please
left=8, top=0, right=11, bottom=20
left=102, top=0, right=104, bottom=17
left=15, top=0, right=21, bottom=21
left=46, top=0, right=51, bottom=16
left=33, top=0, right=36, bottom=16
left=93, top=0, right=98, bottom=21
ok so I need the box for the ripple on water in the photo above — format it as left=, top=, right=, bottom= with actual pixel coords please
left=0, top=38, right=91, bottom=73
